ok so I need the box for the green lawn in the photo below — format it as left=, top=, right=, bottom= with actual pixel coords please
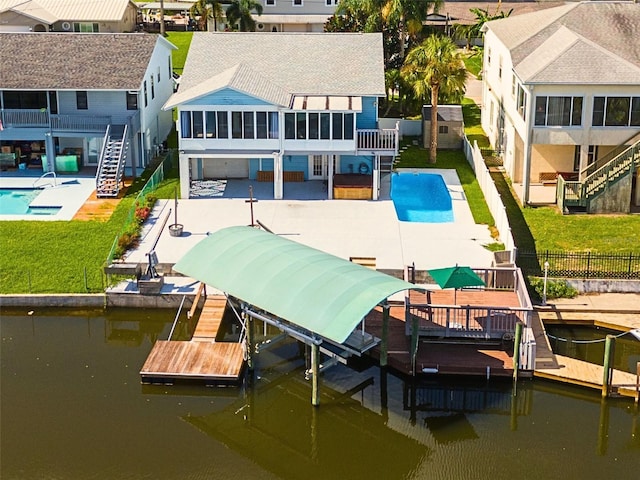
left=463, top=50, right=483, bottom=79
left=461, top=100, right=640, bottom=254
left=165, top=31, right=193, bottom=74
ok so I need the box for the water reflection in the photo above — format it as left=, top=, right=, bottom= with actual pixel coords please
left=1, top=309, right=639, bottom=480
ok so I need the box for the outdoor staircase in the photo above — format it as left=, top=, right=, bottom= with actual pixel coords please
left=96, top=124, right=128, bottom=198
left=558, top=136, right=640, bottom=213
left=380, top=155, right=396, bottom=173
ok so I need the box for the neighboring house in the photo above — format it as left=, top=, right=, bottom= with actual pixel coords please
left=0, top=0, right=139, bottom=33
left=164, top=32, right=398, bottom=200
left=0, top=33, right=176, bottom=195
left=481, top=1, right=640, bottom=213
left=422, top=105, right=463, bottom=150
left=255, top=0, right=338, bottom=32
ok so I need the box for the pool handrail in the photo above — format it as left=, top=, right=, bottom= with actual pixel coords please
left=32, top=171, right=57, bottom=189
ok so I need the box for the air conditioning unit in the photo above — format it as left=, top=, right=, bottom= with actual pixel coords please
left=61, top=21, right=71, bottom=31
left=257, top=23, right=264, bottom=31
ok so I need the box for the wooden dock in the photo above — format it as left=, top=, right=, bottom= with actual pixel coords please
left=536, top=354, right=639, bottom=400
left=140, top=294, right=245, bottom=384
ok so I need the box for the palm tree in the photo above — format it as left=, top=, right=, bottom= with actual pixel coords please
left=225, top=0, right=263, bottom=32
left=453, top=6, right=512, bottom=49
left=401, top=35, right=467, bottom=163
left=160, top=0, right=166, bottom=36
left=381, top=0, right=441, bottom=61
left=190, top=0, right=223, bottom=31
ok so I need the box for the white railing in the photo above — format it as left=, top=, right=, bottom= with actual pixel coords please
left=463, top=135, right=516, bottom=257
left=357, top=127, right=399, bottom=153
left=1, top=109, right=49, bottom=127
left=32, top=171, right=57, bottom=188
left=520, top=326, right=536, bottom=371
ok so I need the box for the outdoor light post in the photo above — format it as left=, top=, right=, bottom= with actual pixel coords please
left=542, top=261, right=549, bottom=305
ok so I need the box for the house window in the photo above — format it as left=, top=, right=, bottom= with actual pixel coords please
left=217, top=112, right=229, bottom=138
left=265, top=0, right=275, bottom=5
left=588, top=145, right=598, bottom=165
left=48, top=91, right=58, bottom=114
left=150, top=76, right=155, bottom=99
left=73, top=23, right=98, bottom=32
left=592, top=96, right=640, bottom=127
left=206, top=112, right=217, bottom=138
left=511, top=75, right=516, bottom=98
left=293, top=0, right=303, bottom=5
left=192, top=111, right=204, bottom=138
left=285, top=113, right=295, bottom=139
left=498, top=57, right=502, bottom=79
left=573, top=145, right=581, bottom=172
left=332, top=113, right=343, bottom=140
left=231, top=112, right=243, bottom=138
left=326, top=0, right=338, bottom=4
left=76, top=91, right=88, bottom=110
left=157, top=66, right=161, bottom=83
left=343, top=113, right=354, bottom=139
left=320, top=113, right=330, bottom=139
left=180, top=111, right=192, bottom=138
left=308, top=113, right=319, bottom=139
left=534, top=96, right=582, bottom=126
left=243, top=112, right=255, bottom=138
left=126, top=92, right=138, bottom=110
left=143, top=81, right=148, bottom=107
left=296, top=113, right=306, bottom=139
left=487, top=47, right=491, bottom=66
left=517, top=84, right=526, bottom=120
left=439, top=125, right=449, bottom=134
left=168, top=57, right=172, bottom=80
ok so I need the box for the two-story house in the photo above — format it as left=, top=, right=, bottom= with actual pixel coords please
left=0, top=0, right=139, bottom=33
left=0, top=32, right=176, bottom=196
left=165, top=32, right=398, bottom=200
left=255, top=0, right=338, bottom=32
left=481, top=1, right=640, bottom=213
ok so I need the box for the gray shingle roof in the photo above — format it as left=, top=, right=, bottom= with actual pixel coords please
left=0, top=0, right=135, bottom=22
left=486, top=1, right=640, bottom=84
left=165, top=63, right=293, bottom=109
left=176, top=32, right=386, bottom=99
left=0, top=33, right=169, bottom=90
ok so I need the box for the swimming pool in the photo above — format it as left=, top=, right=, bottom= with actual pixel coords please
left=0, top=188, right=60, bottom=216
left=390, top=172, right=454, bottom=222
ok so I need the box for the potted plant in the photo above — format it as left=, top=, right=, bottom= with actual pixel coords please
left=168, top=188, right=183, bottom=237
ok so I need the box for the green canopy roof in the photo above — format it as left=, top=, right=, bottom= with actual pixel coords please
left=174, top=226, right=421, bottom=345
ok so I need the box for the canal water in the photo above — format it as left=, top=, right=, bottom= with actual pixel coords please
left=1, top=308, right=639, bottom=480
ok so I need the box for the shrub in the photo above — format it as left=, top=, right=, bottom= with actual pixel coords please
left=529, top=277, right=578, bottom=300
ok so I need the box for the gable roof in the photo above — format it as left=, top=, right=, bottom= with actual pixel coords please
left=485, top=1, right=640, bottom=84
left=169, top=32, right=385, bottom=108
left=0, top=0, right=136, bottom=23
left=0, top=33, right=174, bottom=90
left=165, top=63, right=293, bottom=109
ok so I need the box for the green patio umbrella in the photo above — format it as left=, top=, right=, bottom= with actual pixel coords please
left=428, top=265, right=485, bottom=304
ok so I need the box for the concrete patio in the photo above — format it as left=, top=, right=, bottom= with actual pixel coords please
left=124, top=169, right=497, bottom=275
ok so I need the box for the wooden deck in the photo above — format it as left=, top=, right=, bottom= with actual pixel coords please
left=140, top=341, right=244, bottom=383
left=72, top=178, right=133, bottom=221
left=536, top=354, right=639, bottom=400
left=140, top=295, right=245, bottom=384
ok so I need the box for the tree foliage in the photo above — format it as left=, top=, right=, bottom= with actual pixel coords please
left=225, top=0, right=263, bottom=31
left=401, top=35, right=467, bottom=162
left=453, top=6, right=513, bottom=49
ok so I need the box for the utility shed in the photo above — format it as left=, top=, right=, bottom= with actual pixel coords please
left=422, top=105, right=464, bottom=150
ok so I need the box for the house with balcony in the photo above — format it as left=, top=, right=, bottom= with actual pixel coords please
left=0, top=0, right=139, bottom=33
left=0, top=32, right=175, bottom=196
left=165, top=32, right=398, bottom=200
left=253, top=0, right=338, bottom=32
left=481, top=1, right=640, bottom=213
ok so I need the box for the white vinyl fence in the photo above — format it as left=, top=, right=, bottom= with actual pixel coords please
left=379, top=118, right=422, bottom=138
left=463, top=136, right=516, bottom=259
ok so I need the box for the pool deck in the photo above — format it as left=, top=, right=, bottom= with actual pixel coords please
left=0, top=174, right=96, bottom=221
left=124, top=169, right=496, bottom=273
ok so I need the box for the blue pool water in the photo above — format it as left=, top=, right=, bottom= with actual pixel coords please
left=390, top=172, right=454, bottom=223
left=0, top=188, right=60, bottom=216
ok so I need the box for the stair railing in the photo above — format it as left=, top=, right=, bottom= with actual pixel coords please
left=96, top=124, right=111, bottom=191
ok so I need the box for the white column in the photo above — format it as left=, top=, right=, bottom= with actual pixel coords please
left=372, top=155, right=379, bottom=201
left=327, top=155, right=334, bottom=200
left=274, top=153, right=283, bottom=199
left=522, top=85, right=535, bottom=204
left=179, top=153, right=190, bottom=199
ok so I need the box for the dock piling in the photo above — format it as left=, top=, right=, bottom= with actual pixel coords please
left=602, top=335, right=615, bottom=398
left=513, top=322, right=523, bottom=381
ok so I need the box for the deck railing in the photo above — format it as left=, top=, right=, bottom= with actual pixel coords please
left=407, top=266, right=533, bottom=340
left=1, top=108, right=112, bottom=132
left=356, top=127, right=399, bottom=154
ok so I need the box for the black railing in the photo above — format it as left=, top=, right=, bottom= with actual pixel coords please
left=517, top=250, right=640, bottom=279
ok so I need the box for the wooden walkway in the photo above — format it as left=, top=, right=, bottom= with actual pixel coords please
left=72, top=178, right=133, bottom=221
left=536, top=355, right=639, bottom=400
left=140, top=295, right=245, bottom=384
